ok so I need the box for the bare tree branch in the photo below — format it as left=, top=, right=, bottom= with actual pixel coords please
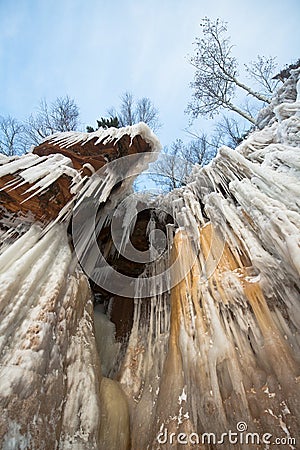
left=148, top=136, right=217, bottom=192
left=245, top=56, right=279, bottom=94
left=0, top=116, right=25, bottom=156
left=214, top=115, right=249, bottom=148
left=187, top=18, right=275, bottom=125
left=105, top=92, right=161, bottom=132
left=23, top=95, right=80, bottom=148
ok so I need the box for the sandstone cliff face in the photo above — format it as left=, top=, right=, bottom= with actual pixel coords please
left=0, top=74, right=299, bottom=449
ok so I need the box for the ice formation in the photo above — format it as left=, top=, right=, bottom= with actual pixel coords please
left=0, top=70, right=299, bottom=449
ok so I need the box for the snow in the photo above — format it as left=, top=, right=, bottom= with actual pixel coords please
left=2, top=421, right=32, bottom=450
left=178, top=387, right=187, bottom=404
left=43, top=122, right=162, bottom=153
left=0, top=223, right=101, bottom=448
left=93, top=305, right=121, bottom=376
left=0, top=152, right=83, bottom=208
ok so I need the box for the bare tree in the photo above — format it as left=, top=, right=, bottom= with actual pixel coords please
left=214, top=115, right=249, bottom=148
left=149, top=135, right=216, bottom=192
left=245, top=56, right=279, bottom=95
left=111, top=92, right=136, bottom=127
left=0, top=115, right=25, bottom=156
left=107, top=92, right=161, bottom=132
left=136, top=97, right=160, bottom=129
left=23, top=95, right=80, bottom=147
left=184, top=134, right=217, bottom=166
left=149, top=140, right=191, bottom=191
left=187, top=18, right=276, bottom=125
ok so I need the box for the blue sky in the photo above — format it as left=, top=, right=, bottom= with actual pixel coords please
left=0, top=0, right=299, bottom=148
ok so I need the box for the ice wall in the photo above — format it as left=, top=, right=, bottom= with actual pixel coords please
left=107, top=69, right=300, bottom=449
left=0, top=224, right=101, bottom=449
left=0, top=71, right=299, bottom=450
